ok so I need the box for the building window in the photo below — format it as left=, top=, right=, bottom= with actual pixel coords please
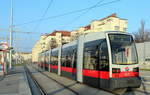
left=123, top=28, right=127, bottom=31
left=107, top=19, right=112, bottom=22
left=98, top=22, right=105, bottom=26
left=115, top=26, right=120, bottom=30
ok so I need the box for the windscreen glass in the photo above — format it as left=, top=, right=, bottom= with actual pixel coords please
left=109, top=34, right=138, bottom=65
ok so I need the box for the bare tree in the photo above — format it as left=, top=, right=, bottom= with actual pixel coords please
left=134, top=20, right=150, bottom=43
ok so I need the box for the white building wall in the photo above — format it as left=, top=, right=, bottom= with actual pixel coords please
left=136, top=42, right=150, bottom=69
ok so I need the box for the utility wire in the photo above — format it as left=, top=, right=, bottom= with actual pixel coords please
left=61, top=0, right=105, bottom=28
left=32, top=0, right=54, bottom=32
left=14, top=0, right=120, bottom=27
left=42, top=0, right=54, bottom=17
left=13, top=31, right=43, bottom=34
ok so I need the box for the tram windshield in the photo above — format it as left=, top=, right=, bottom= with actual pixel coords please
left=109, top=34, right=138, bottom=65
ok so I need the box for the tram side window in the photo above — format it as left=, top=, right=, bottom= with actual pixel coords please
left=54, top=51, right=58, bottom=65
left=51, top=51, right=54, bottom=65
left=66, top=49, right=72, bottom=67
left=45, top=53, right=46, bottom=63
left=47, top=53, right=49, bottom=63
left=61, top=49, right=66, bottom=67
left=51, top=50, right=58, bottom=65
left=61, top=46, right=77, bottom=68
left=45, top=53, right=47, bottom=63
left=44, top=53, right=46, bottom=63
left=61, top=48, right=68, bottom=67
left=84, top=40, right=99, bottom=70
left=72, top=49, right=77, bottom=68
left=99, top=40, right=109, bottom=71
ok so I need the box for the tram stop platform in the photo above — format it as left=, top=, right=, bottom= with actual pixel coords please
left=0, top=66, right=31, bottom=95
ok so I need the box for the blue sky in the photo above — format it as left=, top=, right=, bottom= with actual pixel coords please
left=0, top=0, right=150, bottom=52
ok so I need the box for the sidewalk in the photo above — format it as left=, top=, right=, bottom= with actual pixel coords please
left=0, top=66, right=32, bottom=95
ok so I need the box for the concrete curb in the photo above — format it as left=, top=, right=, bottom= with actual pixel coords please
left=19, top=68, right=32, bottom=95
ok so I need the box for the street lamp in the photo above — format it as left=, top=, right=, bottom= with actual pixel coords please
left=9, top=0, right=13, bottom=69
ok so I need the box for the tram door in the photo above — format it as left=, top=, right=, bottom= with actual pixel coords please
left=99, top=40, right=109, bottom=89
left=71, top=50, right=77, bottom=80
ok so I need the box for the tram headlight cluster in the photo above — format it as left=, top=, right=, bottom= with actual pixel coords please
left=133, top=67, right=139, bottom=72
left=112, top=68, right=121, bottom=73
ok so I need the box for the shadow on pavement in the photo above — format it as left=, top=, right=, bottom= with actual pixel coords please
left=141, top=82, right=149, bottom=95
left=47, top=82, right=78, bottom=95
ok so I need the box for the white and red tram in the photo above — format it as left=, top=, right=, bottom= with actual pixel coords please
left=38, top=31, right=141, bottom=90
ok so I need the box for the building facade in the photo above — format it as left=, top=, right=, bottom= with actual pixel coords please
left=71, top=13, right=128, bottom=40
left=136, top=42, right=150, bottom=69
left=32, top=31, right=71, bottom=62
left=32, top=13, right=128, bottom=62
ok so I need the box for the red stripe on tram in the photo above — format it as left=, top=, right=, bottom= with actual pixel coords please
left=112, top=71, right=139, bottom=78
left=82, top=69, right=110, bottom=79
left=61, top=67, right=76, bottom=74
left=50, top=65, right=58, bottom=69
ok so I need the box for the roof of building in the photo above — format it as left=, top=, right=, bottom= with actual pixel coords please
left=90, top=13, right=127, bottom=24
left=99, top=13, right=117, bottom=21
left=84, top=25, right=91, bottom=31
left=48, top=30, right=71, bottom=36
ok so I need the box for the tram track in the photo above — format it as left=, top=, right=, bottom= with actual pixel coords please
left=24, top=65, right=47, bottom=95
left=31, top=65, right=80, bottom=95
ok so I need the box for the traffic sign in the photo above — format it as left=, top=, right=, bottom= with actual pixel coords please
left=0, top=42, right=9, bottom=51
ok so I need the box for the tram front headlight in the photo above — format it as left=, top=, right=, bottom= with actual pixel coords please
left=112, top=68, right=121, bottom=73
left=133, top=67, right=139, bottom=72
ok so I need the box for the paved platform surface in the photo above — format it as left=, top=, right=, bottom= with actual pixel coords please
left=0, top=66, right=32, bottom=95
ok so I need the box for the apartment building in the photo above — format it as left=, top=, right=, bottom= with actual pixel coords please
left=32, top=13, right=127, bottom=62
left=71, top=13, right=127, bottom=40
left=32, top=30, right=71, bottom=62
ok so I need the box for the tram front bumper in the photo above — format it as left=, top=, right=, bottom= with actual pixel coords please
left=109, top=77, right=141, bottom=90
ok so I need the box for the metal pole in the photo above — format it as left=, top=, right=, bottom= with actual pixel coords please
left=144, top=42, right=145, bottom=64
left=9, top=0, right=13, bottom=69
